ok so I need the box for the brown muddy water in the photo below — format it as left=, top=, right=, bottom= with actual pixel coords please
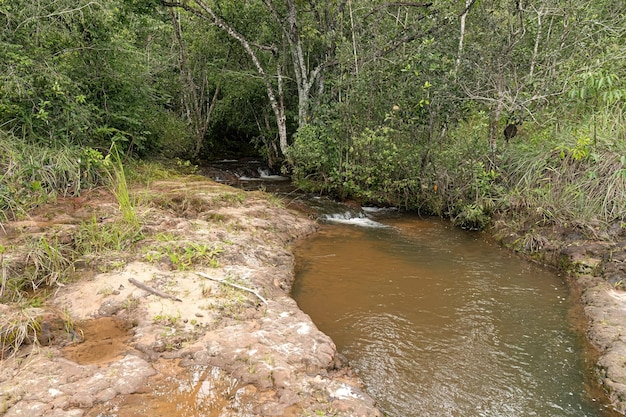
left=292, top=213, right=616, bottom=417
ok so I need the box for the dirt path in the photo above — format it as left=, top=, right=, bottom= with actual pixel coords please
left=0, top=177, right=381, bottom=417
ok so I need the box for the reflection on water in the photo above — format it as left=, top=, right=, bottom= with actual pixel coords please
left=293, top=216, right=615, bottom=417
left=86, top=363, right=256, bottom=417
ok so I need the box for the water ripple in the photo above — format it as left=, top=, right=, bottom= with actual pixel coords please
left=294, top=217, right=611, bottom=417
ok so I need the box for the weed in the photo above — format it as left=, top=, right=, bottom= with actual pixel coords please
left=97, top=286, right=115, bottom=296
left=264, top=353, right=275, bottom=367
left=153, top=232, right=178, bottom=242
left=122, top=296, right=140, bottom=311
left=213, top=192, right=246, bottom=206
left=0, top=308, right=41, bottom=358
left=74, top=216, right=143, bottom=254
left=126, top=160, right=180, bottom=186
left=104, top=146, right=140, bottom=229
left=26, top=297, right=44, bottom=308
left=175, top=158, right=198, bottom=174
left=145, top=251, right=164, bottom=263
left=210, top=280, right=252, bottom=320
left=0, top=245, right=6, bottom=300
left=148, top=193, right=209, bottom=216
left=453, top=203, right=490, bottom=231
left=145, top=242, right=223, bottom=270
left=201, top=284, right=212, bottom=297
left=0, top=135, right=104, bottom=222
left=248, top=357, right=257, bottom=374
left=205, top=213, right=227, bottom=222
left=153, top=312, right=180, bottom=325
left=61, top=308, right=76, bottom=338
left=258, top=191, right=285, bottom=208
left=109, top=260, right=126, bottom=270
left=24, top=236, right=74, bottom=290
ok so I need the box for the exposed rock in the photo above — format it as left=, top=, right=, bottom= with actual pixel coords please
left=0, top=178, right=381, bottom=416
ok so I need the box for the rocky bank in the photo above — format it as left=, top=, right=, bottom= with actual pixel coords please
left=4, top=172, right=626, bottom=416
left=0, top=177, right=382, bottom=416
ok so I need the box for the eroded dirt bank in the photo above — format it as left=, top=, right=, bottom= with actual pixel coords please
left=0, top=177, right=382, bottom=416
left=493, top=219, right=626, bottom=415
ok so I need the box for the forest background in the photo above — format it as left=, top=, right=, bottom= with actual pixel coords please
left=1, top=0, right=625, bottom=232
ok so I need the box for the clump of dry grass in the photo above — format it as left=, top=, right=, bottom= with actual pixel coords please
left=0, top=308, right=40, bottom=359
left=503, top=145, right=626, bottom=228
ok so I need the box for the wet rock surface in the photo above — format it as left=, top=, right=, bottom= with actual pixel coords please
left=0, top=178, right=382, bottom=416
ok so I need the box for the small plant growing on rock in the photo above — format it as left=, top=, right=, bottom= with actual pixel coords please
left=153, top=312, right=181, bottom=326
left=122, top=296, right=140, bottom=312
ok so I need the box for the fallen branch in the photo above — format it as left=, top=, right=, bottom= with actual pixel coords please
left=128, top=277, right=182, bottom=302
left=196, top=271, right=268, bottom=305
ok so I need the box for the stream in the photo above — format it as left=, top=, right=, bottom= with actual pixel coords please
left=292, top=211, right=615, bottom=417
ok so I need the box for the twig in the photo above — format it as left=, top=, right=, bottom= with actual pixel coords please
left=128, top=277, right=182, bottom=302
left=196, top=272, right=268, bottom=305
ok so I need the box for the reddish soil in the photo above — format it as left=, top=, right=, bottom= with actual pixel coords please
left=0, top=177, right=381, bottom=417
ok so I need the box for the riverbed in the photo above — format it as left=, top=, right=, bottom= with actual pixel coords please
left=293, top=213, right=617, bottom=416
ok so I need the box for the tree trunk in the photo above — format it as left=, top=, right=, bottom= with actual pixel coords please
left=489, top=97, right=504, bottom=153
left=455, top=0, right=472, bottom=75
left=171, top=9, right=222, bottom=159
left=264, top=0, right=329, bottom=128
left=164, top=0, right=290, bottom=156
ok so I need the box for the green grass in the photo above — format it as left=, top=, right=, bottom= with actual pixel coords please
left=502, top=135, right=626, bottom=227
left=144, top=241, right=223, bottom=270
left=104, top=146, right=140, bottom=229
left=24, top=236, right=74, bottom=290
left=74, top=216, right=144, bottom=255
left=0, top=133, right=105, bottom=222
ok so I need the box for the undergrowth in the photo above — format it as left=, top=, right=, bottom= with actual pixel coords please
left=0, top=151, right=228, bottom=355
left=0, top=133, right=106, bottom=223
left=0, top=141, right=147, bottom=354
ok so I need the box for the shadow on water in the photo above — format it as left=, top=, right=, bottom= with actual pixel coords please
left=293, top=213, right=619, bottom=417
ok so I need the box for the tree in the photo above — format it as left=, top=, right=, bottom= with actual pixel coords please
left=170, top=9, right=224, bottom=159
left=162, top=0, right=346, bottom=157
left=0, top=0, right=180, bottom=154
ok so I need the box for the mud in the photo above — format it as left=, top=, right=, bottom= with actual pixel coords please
left=0, top=178, right=381, bottom=417
left=62, top=317, right=132, bottom=365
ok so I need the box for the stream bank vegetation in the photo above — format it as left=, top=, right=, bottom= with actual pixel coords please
left=0, top=141, right=217, bottom=355
left=1, top=0, right=626, bottom=411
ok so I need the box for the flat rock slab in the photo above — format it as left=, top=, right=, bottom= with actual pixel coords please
left=0, top=178, right=382, bottom=417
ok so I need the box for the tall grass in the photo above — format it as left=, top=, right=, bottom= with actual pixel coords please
left=501, top=120, right=626, bottom=228
left=104, top=146, right=140, bottom=229
left=416, top=108, right=626, bottom=231
left=0, top=132, right=105, bottom=222
left=0, top=308, right=41, bottom=359
left=25, top=236, right=74, bottom=290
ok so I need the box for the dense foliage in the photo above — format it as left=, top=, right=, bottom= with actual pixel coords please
left=1, top=0, right=625, bottom=231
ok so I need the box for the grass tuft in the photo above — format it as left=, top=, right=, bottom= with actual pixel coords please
left=0, top=308, right=40, bottom=359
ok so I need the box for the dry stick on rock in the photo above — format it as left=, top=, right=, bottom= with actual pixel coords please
left=128, top=277, right=182, bottom=302
left=196, top=271, right=268, bottom=305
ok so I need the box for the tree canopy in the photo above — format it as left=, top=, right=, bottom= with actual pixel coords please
left=1, top=0, right=625, bottom=228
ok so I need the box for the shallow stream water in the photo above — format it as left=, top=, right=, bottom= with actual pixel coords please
left=292, top=213, right=616, bottom=417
